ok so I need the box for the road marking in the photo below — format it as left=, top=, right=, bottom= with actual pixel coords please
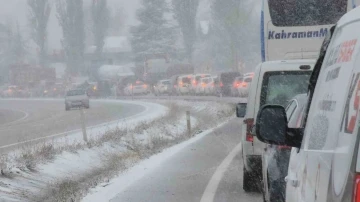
left=0, top=109, right=29, bottom=128
left=200, top=142, right=242, bottom=202
left=0, top=101, right=153, bottom=150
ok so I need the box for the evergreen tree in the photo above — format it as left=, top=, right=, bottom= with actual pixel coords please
left=28, top=0, right=51, bottom=67
left=92, top=0, right=109, bottom=59
left=56, top=0, right=85, bottom=75
left=131, top=0, right=176, bottom=62
left=172, top=0, right=199, bottom=62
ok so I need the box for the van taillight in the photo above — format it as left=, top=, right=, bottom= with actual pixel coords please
left=243, top=118, right=254, bottom=142
left=354, top=174, right=360, bottom=202
left=277, top=145, right=291, bottom=150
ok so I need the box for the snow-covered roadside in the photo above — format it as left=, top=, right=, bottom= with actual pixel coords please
left=0, top=100, right=167, bottom=150
left=0, top=100, right=168, bottom=201
left=82, top=121, right=231, bottom=202
left=0, top=100, right=234, bottom=201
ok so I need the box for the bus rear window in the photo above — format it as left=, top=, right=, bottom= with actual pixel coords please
left=260, top=71, right=311, bottom=107
left=182, top=77, right=191, bottom=84
left=268, top=0, right=347, bottom=26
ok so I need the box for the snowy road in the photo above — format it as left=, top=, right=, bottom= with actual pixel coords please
left=118, top=95, right=246, bottom=104
left=84, top=119, right=262, bottom=202
left=0, top=99, right=146, bottom=150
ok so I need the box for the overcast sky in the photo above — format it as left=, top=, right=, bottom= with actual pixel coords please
left=0, top=0, right=140, bottom=51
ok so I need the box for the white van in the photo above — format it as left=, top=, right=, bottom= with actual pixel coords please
left=176, top=75, right=192, bottom=95
left=255, top=7, right=360, bottom=202
left=240, top=59, right=315, bottom=192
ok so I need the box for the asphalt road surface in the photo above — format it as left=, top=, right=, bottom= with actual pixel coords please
left=110, top=119, right=262, bottom=202
left=0, top=99, right=145, bottom=148
left=118, top=95, right=246, bottom=104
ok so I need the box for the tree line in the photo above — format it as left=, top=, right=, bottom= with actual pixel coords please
left=3, top=0, right=257, bottom=80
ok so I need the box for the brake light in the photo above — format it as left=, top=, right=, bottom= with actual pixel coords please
left=220, top=82, right=224, bottom=87
left=246, top=134, right=254, bottom=142
left=242, top=83, right=247, bottom=87
left=354, top=174, right=360, bottom=202
left=143, top=84, right=147, bottom=88
left=244, top=118, right=254, bottom=142
left=212, top=83, right=214, bottom=87
left=193, top=80, right=197, bottom=85
left=277, top=145, right=291, bottom=150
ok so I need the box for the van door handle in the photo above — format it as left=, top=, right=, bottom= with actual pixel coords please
left=285, top=176, right=299, bottom=187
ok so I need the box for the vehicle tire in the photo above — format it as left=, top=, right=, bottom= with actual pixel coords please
left=268, top=178, right=285, bottom=202
left=65, top=105, right=70, bottom=111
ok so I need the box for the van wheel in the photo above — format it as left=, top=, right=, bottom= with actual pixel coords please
left=268, top=178, right=285, bottom=202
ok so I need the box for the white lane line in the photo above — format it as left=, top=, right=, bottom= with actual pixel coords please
left=0, top=101, right=155, bottom=150
left=200, top=142, right=242, bottom=202
left=0, top=109, right=29, bottom=128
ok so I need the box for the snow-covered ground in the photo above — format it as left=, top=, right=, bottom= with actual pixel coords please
left=0, top=100, right=234, bottom=201
left=82, top=122, right=229, bottom=202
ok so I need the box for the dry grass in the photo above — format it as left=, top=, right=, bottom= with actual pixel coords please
left=36, top=151, right=139, bottom=202
left=5, top=101, right=235, bottom=202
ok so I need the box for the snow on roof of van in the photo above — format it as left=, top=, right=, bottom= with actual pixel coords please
left=337, top=6, right=360, bottom=27
left=72, top=76, right=90, bottom=85
left=98, top=64, right=135, bottom=78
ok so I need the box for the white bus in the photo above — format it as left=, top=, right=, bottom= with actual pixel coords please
left=261, top=0, right=359, bottom=61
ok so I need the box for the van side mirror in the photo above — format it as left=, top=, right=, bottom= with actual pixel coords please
left=236, top=103, right=247, bottom=118
left=256, top=105, right=303, bottom=148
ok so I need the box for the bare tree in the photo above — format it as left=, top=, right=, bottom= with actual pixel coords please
left=172, top=0, right=200, bottom=62
left=56, top=0, right=85, bottom=75
left=28, top=0, right=51, bottom=67
left=91, top=0, right=109, bottom=59
left=211, top=0, right=256, bottom=71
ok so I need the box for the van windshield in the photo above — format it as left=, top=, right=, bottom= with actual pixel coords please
left=261, top=71, right=311, bottom=107
left=67, top=90, right=85, bottom=96
left=182, top=77, right=191, bottom=84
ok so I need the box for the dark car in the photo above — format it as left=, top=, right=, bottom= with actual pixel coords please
left=217, top=71, right=242, bottom=96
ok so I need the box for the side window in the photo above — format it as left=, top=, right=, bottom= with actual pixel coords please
left=285, top=100, right=297, bottom=121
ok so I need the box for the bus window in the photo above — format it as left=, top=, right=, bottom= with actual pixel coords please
left=268, top=0, right=347, bottom=27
